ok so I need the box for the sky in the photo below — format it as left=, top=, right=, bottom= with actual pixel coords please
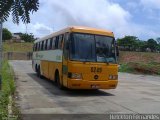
left=3, top=0, right=160, bottom=40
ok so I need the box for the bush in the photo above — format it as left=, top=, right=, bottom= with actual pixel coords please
left=119, top=63, right=135, bottom=73
left=119, top=62, right=160, bottom=75
left=0, top=61, right=16, bottom=119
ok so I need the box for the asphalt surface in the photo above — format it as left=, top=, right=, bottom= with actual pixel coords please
left=9, top=60, right=160, bottom=120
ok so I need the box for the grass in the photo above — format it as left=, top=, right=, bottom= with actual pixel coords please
left=3, top=42, right=33, bottom=52
left=0, top=61, right=17, bottom=120
left=118, top=63, right=135, bottom=73
left=119, top=51, right=160, bottom=64
left=119, top=51, right=160, bottom=75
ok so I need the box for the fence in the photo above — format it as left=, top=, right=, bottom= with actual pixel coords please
left=3, top=52, right=32, bottom=60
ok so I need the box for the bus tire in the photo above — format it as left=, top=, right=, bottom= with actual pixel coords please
left=55, top=71, right=64, bottom=90
left=36, top=65, right=39, bottom=76
left=37, top=66, right=43, bottom=79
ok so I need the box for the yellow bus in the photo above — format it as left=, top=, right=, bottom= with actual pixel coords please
left=32, top=26, right=119, bottom=89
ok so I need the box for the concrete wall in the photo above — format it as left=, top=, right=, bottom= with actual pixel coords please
left=3, top=52, right=32, bottom=60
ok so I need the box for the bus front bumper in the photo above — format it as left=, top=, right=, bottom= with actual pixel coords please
left=67, top=80, right=118, bottom=89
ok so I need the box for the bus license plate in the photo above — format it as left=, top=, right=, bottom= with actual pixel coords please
left=91, top=85, right=99, bottom=89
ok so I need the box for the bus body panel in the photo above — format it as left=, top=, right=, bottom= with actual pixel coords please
left=67, top=80, right=118, bottom=89
left=66, top=61, right=118, bottom=89
left=62, top=57, right=69, bottom=87
left=68, top=61, right=118, bottom=81
left=32, top=26, right=118, bottom=89
left=41, top=61, right=62, bottom=80
left=32, top=50, right=63, bottom=81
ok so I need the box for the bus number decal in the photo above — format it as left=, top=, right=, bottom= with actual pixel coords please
left=91, top=67, right=102, bottom=73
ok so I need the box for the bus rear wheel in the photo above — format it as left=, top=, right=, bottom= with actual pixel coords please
left=55, top=71, right=64, bottom=90
left=37, top=66, right=43, bottom=79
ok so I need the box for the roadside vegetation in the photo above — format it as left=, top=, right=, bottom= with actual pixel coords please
left=0, top=61, right=17, bottom=120
left=3, top=42, right=33, bottom=52
left=117, top=36, right=160, bottom=75
left=1, top=1, right=39, bottom=119
left=119, top=51, right=160, bottom=75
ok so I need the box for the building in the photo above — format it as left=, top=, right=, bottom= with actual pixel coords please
left=11, top=33, right=24, bottom=42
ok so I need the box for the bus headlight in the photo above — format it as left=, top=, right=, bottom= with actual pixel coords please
left=68, top=73, right=82, bottom=80
left=109, top=75, right=118, bottom=80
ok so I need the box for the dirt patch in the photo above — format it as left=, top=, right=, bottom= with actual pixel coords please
left=127, top=62, right=160, bottom=75
left=119, top=51, right=160, bottom=64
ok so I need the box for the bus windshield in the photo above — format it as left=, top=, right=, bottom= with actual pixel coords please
left=70, top=33, right=116, bottom=63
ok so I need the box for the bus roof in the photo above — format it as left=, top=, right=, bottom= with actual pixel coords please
left=35, top=26, right=114, bottom=43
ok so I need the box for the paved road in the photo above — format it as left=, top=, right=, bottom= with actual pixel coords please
left=10, top=60, right=160, bottom=119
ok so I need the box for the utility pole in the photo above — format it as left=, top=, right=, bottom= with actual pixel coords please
left=0, top=18, right=2, bottom=90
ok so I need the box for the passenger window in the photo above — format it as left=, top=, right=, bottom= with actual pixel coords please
left=37, top=43, right=39, bottom=51
left=63, top=33, right=70, bottom=59
left=41, top=41, right=44, bottom=51
left=64, top=33, right=70, bottom=50
left=33, top=44, right=35, bottom=51
left=52, top=37, right=56, bottom=49
left=55, top=36, right=59, bottom=49
left=39, top=42, right=42, bottom=51
left=47, top=39, right=49, bottom=50
left=59, top=35, right=64, bottom=49
left=39, top=42, right=41, bottom=51
left=49, top=38, right=52, bottom=50
left=37, top=42, right=40, bottom=51
left=45, top=40, right=48, bottom=50
left=35, top=43, right=37, bottom=51
left=43, top=41, right=46, bottom=50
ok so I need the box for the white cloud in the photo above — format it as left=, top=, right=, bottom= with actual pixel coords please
left=32, top=0, right=132, bottom=38
left=140, top=0, right=160, bottom=9
left=31, top=23, right=53, bottom=37
left=4, top=17, right=53, bottom=37
left=3, top=0, right=160, bottom=39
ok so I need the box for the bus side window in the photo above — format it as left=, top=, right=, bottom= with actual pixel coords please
left=55, top=36, right=59, bottom=49
left=43, top=40, right=46, bottom=50
left=37, top=42, right=40, bottom=51
left=39, top=42, right=42, bottom=51
left=45, top=40, right=48, bottom=50
left=64, top=33, right=70, bottom=50
left=49, top=38, right=52, bottom=50
left=52, top=37, right=56, bottom=50
left=58, top=35, right=64, bottom=49
left=64, top=33, right=70, bottom=59
left=39, top=42, right=41, bottom=51
left=37, top=43, right=39, bottom=51
left=41, top=41, right=44, bottom=51
left=33, top=44, right=35, bottom=51
left=35, top=43, right=37, bottom=51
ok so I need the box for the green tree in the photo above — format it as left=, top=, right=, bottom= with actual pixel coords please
left=2, top=28, right=12, bottom=41
left=0, top=0, right=39, bottom=24
left=117, top=36, right=139, bottom=51
left=147, top=39, right=158, bottom=52
left=137, top=40, right=148, bottom=52
left=20, top=33, right=35, bottom=42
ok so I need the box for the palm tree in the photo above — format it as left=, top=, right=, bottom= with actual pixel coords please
left=0, top=0, right=39, bottom=89
left=0, top=0, right=39, bottom=24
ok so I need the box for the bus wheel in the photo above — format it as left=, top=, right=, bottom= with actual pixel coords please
left=55, top=72, right=64, bottom=90
left=37, top=66, right=43, bottom=79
